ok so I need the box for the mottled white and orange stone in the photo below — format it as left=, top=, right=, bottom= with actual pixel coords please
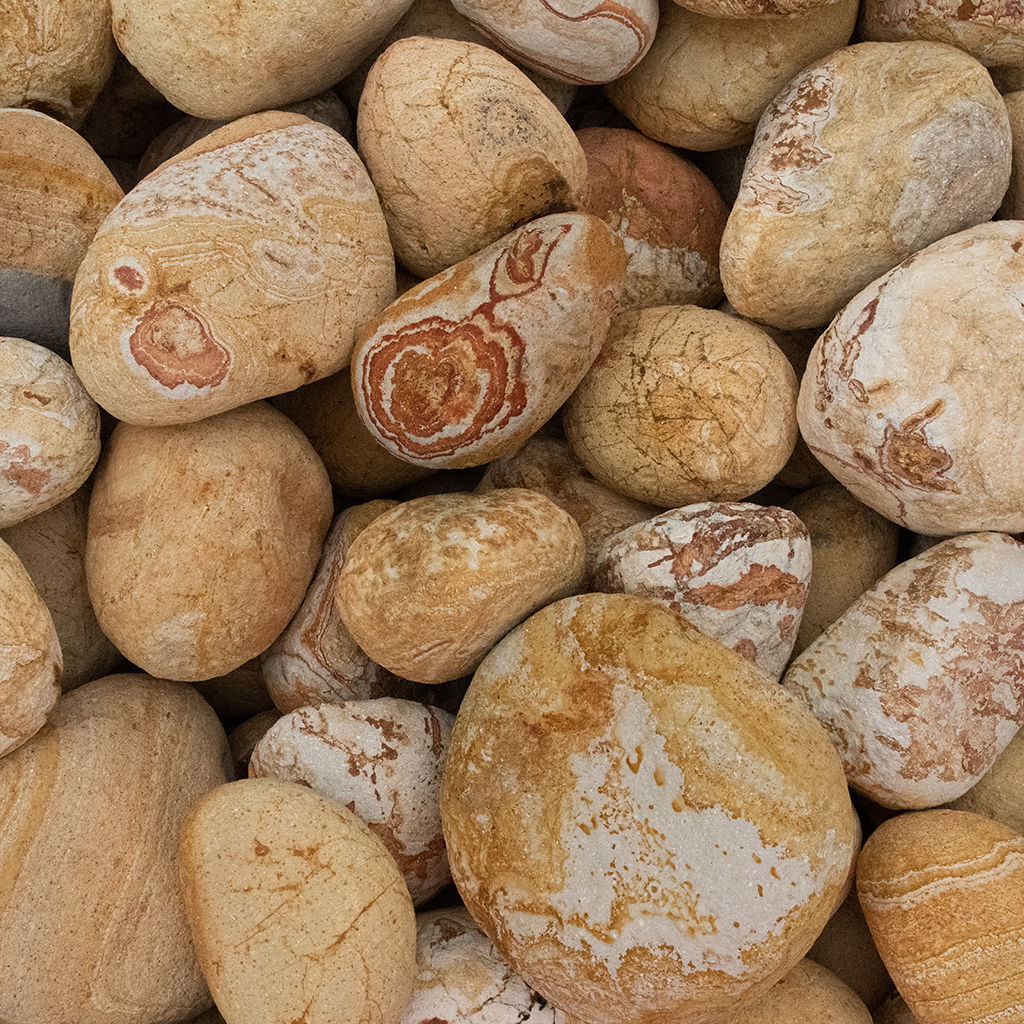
left=858, top=810, right=1024, bottom=1024
left=797, top=222, right=1024, bottom=536
left=785, top=533, right=1024, bottom=810
left=250, top=699, right=453, bottom=906
left=70, top=112, right=395, bottom=426
left=402, top=908, right=556, bottom=1024
left=593, top=503, right=810, bottom=678
left=448, top=0, right=658, bottom=84
left=721, top=41, right=1010, bottom=330
left=441, top=593, right=860, bottom=1024
left=860, top=0, right=1024, bottom=66
left=352, top=213, right=625, bottom=470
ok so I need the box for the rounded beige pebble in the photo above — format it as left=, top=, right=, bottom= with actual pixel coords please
left=402, top=907, right=557, bottom=1024
left=0, top=674, right=231, bottom=1024
left=947, top=727, right=1024, bottom=833
left=111, top=0, right=412, bottom=119
left=86, top=402, right=332, bottom=682
left=807, top=890, right=892, bottom=1011
left=858, top=809, right=1024, bottom=1024
left=251, top=698, right=454, bottom=906
left=785, top=533, right=1024, bottom=809
left=0, top=0, right=114, bottom=126
left=605, top=2, right=858, bottom=151
left=786, top=484, right=900, bottom=656
left=1, top=489, right=118, bottom=691
left=797, top=221, right=1024, bottom=536
left=71, top=112, right=394, bottom=426
left=578, top=127, right=727, bottom=310
left=358, top=37, right=586, bottom=278
left=730, top=959, right=873, bottom=1024
left=477, top=436, right=661, bottom=579
left=442, top=593, right=860, bottom=1024
left=1000, top=92, right=1024, bottom=219
left=564, top=306, right=798, bottom=508
left=0, top=337, right=100, bottom=528
left=0, top=537, right=61, bottom=758
left=721, top=42, right=1010, bottom=331
left=262, top=501, right=403, bottom=712
left=272, top=371, right=432, bottom=499
left=336, top=489, right=585, bottom=684
left=352, top=213, right=625, bottom=470
left=860, top=1, right=1024, bottom=66
left=594, top=503, right=810, bottom=678
left=449, top=0, right=658, bottom=84
left=180, top=777, right=416, bottom=1024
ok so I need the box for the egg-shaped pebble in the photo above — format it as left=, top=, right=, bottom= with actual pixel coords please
left=71, top=112, right=394, bottom=426
left=605, top=2, right=858, bottom=151
left=861, top=1, right=1024, bottom=66
left=734, top=959, right=873, bottom=1024
left=0, top=338, right=100, bottom=528
left=352, top=213, right=625, bottom=470
left=0, top=0, right=114, bottom=126
left=578, top=127, right=727, bottom=310
left=478, top=436, right=660, bottom=579
left=0, top=674, right=231, bottom=1024
left=358, top=38, right=587, bottom=277
left=448, top=0, right=658, bottom=84
left=402, top=907, right=557, bottom=1024
left=785, top=533, right=1024, bottom=809
left=797, top=222, right=1024, bottom=536
left=564, top=306, right=797, bottom=508
left=86, top=402, right=332, bottom=682
left=251, top=699, right=454, bottom=905
left=336, top=489, right=585, bottom=684
left=594, top=503, right=810, bottom=678
left=180, top=777, right=416, bottom=1024
left=262, top=501, right=401, bottom=713
left=1, top=490, right=118, bottom=691
left=858, top=809, right=1024, bottom=1024
left=721, top=42, right=1011, bottom=331
left=442, top=593, right=860, bottom=1024
left=0, top=110, right=122, bottom=356
left=111, top=0, right=412, bottom=119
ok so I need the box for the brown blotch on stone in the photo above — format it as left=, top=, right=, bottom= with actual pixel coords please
left=128, top=300, right=231, bottom=390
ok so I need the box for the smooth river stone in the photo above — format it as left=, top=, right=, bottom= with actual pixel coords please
left=351, top=212, right=625, bottom=470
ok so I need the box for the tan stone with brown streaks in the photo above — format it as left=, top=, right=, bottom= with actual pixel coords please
left=858, top=810, right=1024, bottom=1024
left=861, top=0, right=1024, bottom=66
left=593, top=502, right=810, bottom=678
left=605, top=2, right=858, bottom=151
left=578, top=127, right=727, bottom=310
left=250, top=699, right=454, bottom=906
left=401, top=907, right=557, bottom=1024
left=111, top=0, right=412, bottom=119
left=785, top=533, right=1024, bottom=810
left=564, top=306, right=797, bottom=508
left=86, top=402, right=332, bottom=682
left=786, top=484, right=900, bottom=656
left=352, top=213, right=625, bottom=470
left=478, top=436, right=660, bottom=579
left=0, top=674, right=231, bottom=1024
left=726, top=959, right=873, bottom=1024
left=797, top=222, right=1024, bottom=536
left=358, top=38, right=587, bottom=278
left=70, top=112, right=395, bottom=426
left=262, top=501, right=404, bottom=713
left=721, top=42, right=1010, bottom=331
left=441, top=593, right=860, bottom=1024
left=336, top=489, right=585, bottom=684
left=180, top=777, right=415, bottom=1024
left=1, top=489, right=118, bottom=691
left=272, top=371, right=432, bottom=498
left=0, top=338, right=100, bottom=528
left=448, top=0, right=658, bottom=84
left=0, top=0, right=114, bottom=126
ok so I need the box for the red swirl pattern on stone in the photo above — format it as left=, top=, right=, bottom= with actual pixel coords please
left=128, top=300, right=231, bottom=390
